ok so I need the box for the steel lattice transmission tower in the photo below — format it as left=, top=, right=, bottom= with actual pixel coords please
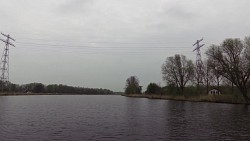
left=0, top=33, right=15, bottom=91
left=193, top=38, right=205, bottom=86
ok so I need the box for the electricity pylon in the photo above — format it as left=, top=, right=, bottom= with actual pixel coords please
left=0, top=33, right=15, bottom=92
left=193, top=38, right=205, bottom=88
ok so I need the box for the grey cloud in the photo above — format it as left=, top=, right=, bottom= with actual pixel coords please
left=57, top=0, right=94, bottom=15
left=1, top=0, right=250, bottom=91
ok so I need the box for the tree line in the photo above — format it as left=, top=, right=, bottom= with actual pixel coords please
left=3, top=82, right=113, bottom=94
left=125, top=36, right=250, bottom=103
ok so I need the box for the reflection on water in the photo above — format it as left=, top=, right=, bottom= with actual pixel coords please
left=0, top=95, right=249, bottom=141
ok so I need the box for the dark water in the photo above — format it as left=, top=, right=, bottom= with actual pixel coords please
left=0, top=95, right=249, bottom=141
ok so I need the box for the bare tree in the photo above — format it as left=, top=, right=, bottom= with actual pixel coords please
left=206, top=37, right=250, bottom=103
left=162, top=54, right=194, bottom=95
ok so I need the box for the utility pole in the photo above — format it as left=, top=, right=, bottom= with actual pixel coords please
left=0, top=33, right=15, bottom=92
left=193, top=38, right=205, bottom=93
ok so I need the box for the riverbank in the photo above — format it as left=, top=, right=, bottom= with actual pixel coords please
left=0, top=93, right=55, bottom=96
left=123, top=94, right=249, bottom=105
left=0, top=93, right=120, bottom=96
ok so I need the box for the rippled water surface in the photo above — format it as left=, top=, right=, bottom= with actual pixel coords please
left=0, top=95, right=250, bottom=141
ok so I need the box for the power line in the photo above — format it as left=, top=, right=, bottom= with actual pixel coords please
left=12, top=41, right=194, bottom=56
left=15, top=41, right=191, bottom=48
left=16, top=40, right=193, bottom=45
left=15, top=35, right=194, bottom=43
left=1, top=35, right=208, bottom=56
left=14, top=35, right=194, bottom=44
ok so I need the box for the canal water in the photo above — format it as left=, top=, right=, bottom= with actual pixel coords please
left=0, top=95, right=249, bottom=141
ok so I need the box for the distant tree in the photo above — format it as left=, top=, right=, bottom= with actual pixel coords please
left=206, top=37, right=250, bottom=103
left=10, top=83, right=19, bottom=92
left=8, top=82, right=113, bottom=94
left=162, top=54, right=195, bottom=95
left=46, top=84, right=58, bottom=93
left=146, top=83, right=161, bottom=94
left=33, top=83, right=45, bottom=93
left=0, top=81, right=11, bottom=92
left=125, top=76, right=141, bottom=94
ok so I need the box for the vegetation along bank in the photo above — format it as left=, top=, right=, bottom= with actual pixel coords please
left=124, top=36, right=250, bottom=104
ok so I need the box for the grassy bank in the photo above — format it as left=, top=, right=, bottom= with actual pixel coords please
left=123, top=94, right=249, bottom=104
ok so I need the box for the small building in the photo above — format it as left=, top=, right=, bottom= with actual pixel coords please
left=208, top=89, right=221, bottom=95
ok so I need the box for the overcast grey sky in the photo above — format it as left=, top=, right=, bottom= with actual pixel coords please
left=0, top=0, right=250, bottom=91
